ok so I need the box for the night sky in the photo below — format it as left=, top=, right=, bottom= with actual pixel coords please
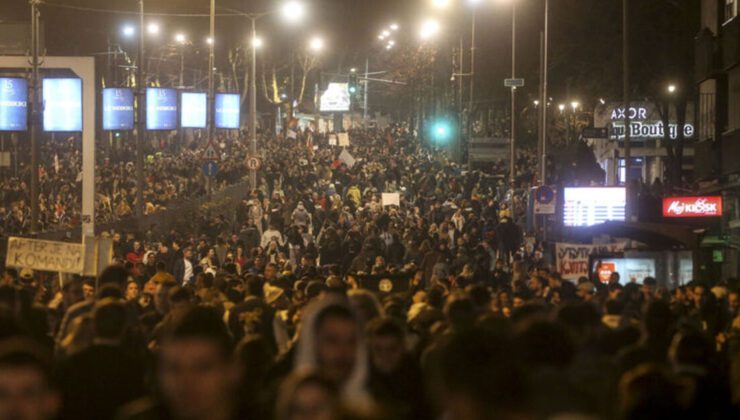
left=1, top=0, right=699, bottom=107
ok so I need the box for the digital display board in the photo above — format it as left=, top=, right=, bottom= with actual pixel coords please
left=663, top=196, right=722, bottom=218
left=181, top=92, right=207, bottom=128
left=0, top=77, right=28, bottom=131
left=592, top=258, right=656, bottom=285
left=320, top=83, right=350, bottom=112
left=563, top=187, right=626, bottom=227
left=146, top=88, right=177, bottom=130
left=102, top=88, right=134, bottom=130
left=215, top=93, right=240, bottom=129
left=43, top=78, right=82, bottom=132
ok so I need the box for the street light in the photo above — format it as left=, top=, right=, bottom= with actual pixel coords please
left=174, top=33, right=186, bottom=44
left=419, top=18, right=441, bottom=40
left=122, top=25, right=135, bottom=37
left=570, top=101, right=580, bottom=112
left=390, top=23, right=399, bottom=31
left=146, top=22, right=160, bottom=35
left=251, top=36, right=263, bottom=49
left=667, top=84, right=677, bottom=94
left=206, top=36, right=214, bottom=45
left=309, top=36, right=324, bottom=52
left=282, top=1, right=306, bottom=23
left=382, top=30, right=391, bottom=37
left=558, top=104, right=566, bottom=113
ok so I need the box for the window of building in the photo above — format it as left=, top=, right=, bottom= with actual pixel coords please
left=727, top=0, right=739, bottom=23
left=618, top=158, right=644, bottom=185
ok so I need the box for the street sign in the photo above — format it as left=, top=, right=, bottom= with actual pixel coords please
left=504, top=78, right=525, bottom=88
left=582, top=127, right=608, bottom=139
left=246, top=157, right=261, bottom=171
left=534, top=185, right=556, bottom=215
left=201, top=142, right=220, bottom=161
left=202, top=161, right=219, bottom=177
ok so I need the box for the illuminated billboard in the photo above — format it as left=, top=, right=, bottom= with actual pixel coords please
left=102, top=88, right=134, bottom=130
left=181, top=92, right=207, bottom=128
left=663, top=196, right=722, bottom=218
left=594, top=101, right=695, bottom=141
left=215, top=93, right=240, bottom=129
left=43, top=78, right=82, bottom=132
left=0, top=77, right=28, bottom=131
left=563, top=187, right=626, bottom=227
left=320, top=83, right=350, bottom=112
left=146, top=88, right=177, bottom=130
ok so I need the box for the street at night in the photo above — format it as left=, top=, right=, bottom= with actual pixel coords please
left=0, top=0, right=740, bottom=419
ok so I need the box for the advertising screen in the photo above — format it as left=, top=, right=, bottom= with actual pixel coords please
left=181, top=92, right=207, bottom=128
left=563, top=187, right=626, bottom=227
left=43, top=78, right=82, bottom=132
left=593, top=258, right=656, bottom=284
left=663, top=196, right=722, bottom=218
left=102, top=88, right=134, bottom=130
left=146, top=88, right=177, bottom=130
left=320, top=83, right=350, bottom=112
left=215, top=93, right=240, bottom=129
left=0, top=77, right=28, bottom=131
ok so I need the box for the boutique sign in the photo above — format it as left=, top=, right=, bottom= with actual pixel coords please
left=594, top=101, right=695, bottom=141
left=663, top=196, right=722, bottom=218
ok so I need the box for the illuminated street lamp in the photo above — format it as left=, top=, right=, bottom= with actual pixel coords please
left=282, top=1, right=306, bottom=23
left=174, top=33, right=186, bottom=44
left=419, top=18, right=441, bottom=40
left=146, top=22, right=160, bottom=35
left=570, top=101, right=580, bottom=112
left=206, top=36, right=214, bottom=45
left=667, top=84, right=677, bottom=94
left=558, top=104, right=566, bottom=113
left=309, top=36, right=324, bottom=52
left=122, top=25, right=135, bottom=37
left=251, top=36, right=263, bottom=49
left=390, top=23, right=399, bottom=31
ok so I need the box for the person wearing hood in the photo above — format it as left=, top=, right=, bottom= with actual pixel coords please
left=291, top=202, right=312, bottom=233
left=292, top=296, right=373, bottom=411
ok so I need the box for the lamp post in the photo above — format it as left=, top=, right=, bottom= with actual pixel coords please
left=509, top=0, right=517, bottom=185
left=233, top=1, right=306, bottom=190
left=135, top=0, right=145, bottom=217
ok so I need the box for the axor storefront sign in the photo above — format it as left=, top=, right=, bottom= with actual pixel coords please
left=594, top=102, right=695, bottom=141
left=663, top=196, right=723, bottom=218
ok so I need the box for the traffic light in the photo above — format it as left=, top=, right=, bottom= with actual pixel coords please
left=348, top=72, right=358, bottom=96
left=430, top=119, right=455, bottom=144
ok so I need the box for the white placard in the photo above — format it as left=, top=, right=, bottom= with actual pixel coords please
left=338, top=149, right=356, bottom=168
left=6, top=237, right=84, bottom=274
left=338, top=132, right=350, bottom=146
left=382, top=193, right=400, bottom=207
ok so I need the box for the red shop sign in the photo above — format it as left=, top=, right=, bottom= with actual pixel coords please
left=663, top=196, right=723, bottom=218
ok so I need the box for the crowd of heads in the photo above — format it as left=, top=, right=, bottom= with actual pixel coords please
left=1, top=127, right=740, bottom=419
left=0, top=135, right=248, bottom=235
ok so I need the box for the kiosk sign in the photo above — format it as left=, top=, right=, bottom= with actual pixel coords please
left=663, top=196, right=722, bottom=218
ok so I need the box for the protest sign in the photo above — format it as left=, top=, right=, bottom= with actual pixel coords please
left=555, top=242, right=626, bottom=280
left=6, top=237, right=84, bottom=274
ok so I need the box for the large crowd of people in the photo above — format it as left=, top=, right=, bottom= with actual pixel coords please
left=0, top=135, right=249, bottom=235
left=0, top=127, right=739, bottom=420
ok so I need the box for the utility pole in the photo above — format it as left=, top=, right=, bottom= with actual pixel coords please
left=207, top=0, right=215, bottom=198
left=135, top=0, right=145, bottom=217
left=363, top=58, right=369, bottom=127
left=509, top=1, right=517, bottom=184
left=623, top=0, right=631, bottom=189
left=540, top=0, right=548, bottom=185
left=249, top=16, right=257, bottom=190
left=29, top=0, right=40, bottom=233
left=469, top=8, right=476, bottom=139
